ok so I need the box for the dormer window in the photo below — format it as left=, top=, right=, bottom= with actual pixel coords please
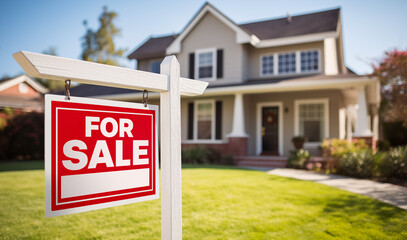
left=278, top=52, right=296, bottom=74
left=195, top=48, right=216, bottom=81
left=301, top=50, right=319, bottom=73
left=261, top=49, right=320, bottom=76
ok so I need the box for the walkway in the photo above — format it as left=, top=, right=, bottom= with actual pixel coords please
left=267, top=168, right=407, bottom=211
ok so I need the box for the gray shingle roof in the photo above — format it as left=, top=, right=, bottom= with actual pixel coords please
left=127, top=35, right=178, bottom=60
left=127, top=8, right=340, bottom=60
left=240, top=8, right=339, bottom=40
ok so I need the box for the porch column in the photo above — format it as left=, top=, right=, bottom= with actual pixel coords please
left=229, top=93, right=248, bottom=137
left=353, top=87, right=373, bottom=137
left=228, top=93, right=248, bottom=157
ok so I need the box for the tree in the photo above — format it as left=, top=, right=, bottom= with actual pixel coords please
left=371, top=49, right=407, bottom=126
left=81, top=6, right=125, bottom=66
left=36, top=47, right=66, bottom=91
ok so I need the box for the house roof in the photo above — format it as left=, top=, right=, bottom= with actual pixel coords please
left=127, top=34, right=178, bottom=60
left=0, top=75, right=49, bottom=94
left=128, top=5, right=340, bottom=60
left=64, top=72, right=363, bottom=99
left=240, top=8, right=339, bottom=40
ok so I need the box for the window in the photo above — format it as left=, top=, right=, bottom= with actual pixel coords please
left=278, top=52, right=296, bottom=74
left=261, top=55, right=274, bottom=75
left=295, top=99, right=329, bottom=143
left=260, top=49, right=320, bottom=76
left=301, top=50, right=319, bottom=72
left=195, top=48, right=216, bottom=80
left=150, top=61, right=160, bottom=74
left=195, top=101, right=214, bottom=140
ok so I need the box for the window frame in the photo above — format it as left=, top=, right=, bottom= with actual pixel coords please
left=194, top=99, right=216, bottom=141
left=195, top=48, right=217, bottom=81
left=294, top=98, right=329, bottom=146
left=260, top=49, right=321, bottom=77
left=150, top=61, right=161, bottom=74
left=300, top=49, right=321, bottom=73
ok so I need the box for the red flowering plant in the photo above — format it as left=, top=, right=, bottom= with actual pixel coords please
left=371, top=49, right=407, bottom=126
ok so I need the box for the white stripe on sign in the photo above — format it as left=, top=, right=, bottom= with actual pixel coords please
left=61, top=169, right=150, bottom=199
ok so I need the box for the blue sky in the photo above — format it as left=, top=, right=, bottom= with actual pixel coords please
left=0, top=0, right=406, bottom=78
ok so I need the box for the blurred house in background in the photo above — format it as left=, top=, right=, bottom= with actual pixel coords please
left=70, top=3, right=380, bottom=167
left=0, top=75, right=48, bottom=112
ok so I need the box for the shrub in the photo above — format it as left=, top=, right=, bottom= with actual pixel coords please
left=321, top=138, right=369, bottom=158
left=181, top=147, right=221, bottom=164
left=0, top=111, right=44, bottom=160
left=288, top=149, right=310, bottom=169
left=337, top=148, right=375, bottom=178
left=378, top=146, right=407, bottom=179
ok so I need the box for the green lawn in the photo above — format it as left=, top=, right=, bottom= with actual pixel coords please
left=1, top=163, right=407, bottom=239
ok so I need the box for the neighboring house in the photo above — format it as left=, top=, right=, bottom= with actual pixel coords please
left=70, top=3, right=380, bottom=167
left=0, top=75, right=48, bottom=112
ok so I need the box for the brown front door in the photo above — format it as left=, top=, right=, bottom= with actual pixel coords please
left=261, top=106, right=279, bottom=155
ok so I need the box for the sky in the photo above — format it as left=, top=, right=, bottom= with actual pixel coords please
left=0, top=0, right=406, bottom=78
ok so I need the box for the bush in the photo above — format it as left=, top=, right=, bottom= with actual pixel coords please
left=321, top=138, right=369, bottom=158
left=378, top=146, right=407, bottom=179
left=288, top=149, right=310, bottom=169
left=181, top=147, right=221, bottom=164
left=336, top=148, right=375, bottom=178
left=0, top=112, right=44, bottom=160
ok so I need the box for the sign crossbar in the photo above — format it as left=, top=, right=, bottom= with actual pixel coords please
left=14, top=51, right=207, bottom=240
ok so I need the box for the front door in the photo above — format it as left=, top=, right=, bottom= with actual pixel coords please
left=261, top=106, right=279, bottom=155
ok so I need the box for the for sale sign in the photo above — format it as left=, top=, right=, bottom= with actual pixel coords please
left=45, top=95, right=159, bottom=217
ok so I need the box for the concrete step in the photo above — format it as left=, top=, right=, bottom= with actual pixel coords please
left=234, top=156, right=288, bottom=168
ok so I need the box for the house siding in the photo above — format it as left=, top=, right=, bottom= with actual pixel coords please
left=181, top=95, right=234, bottom=142
left=176, top=12, right=244, bottom=85
left=137, top=58, right=163, bottom=72
left=245, top=89, right=343, bottom=156
left=246, top=41, right=325, bottom=80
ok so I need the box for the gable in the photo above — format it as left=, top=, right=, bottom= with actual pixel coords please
left=166, top=3, right=255, bottom=55
left=0, top=75, right=48, bottom=97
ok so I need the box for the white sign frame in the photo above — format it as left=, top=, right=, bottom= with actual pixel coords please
left=14, top=51, right=208, bottom=240
left=45, top=95, right=159, bottom=217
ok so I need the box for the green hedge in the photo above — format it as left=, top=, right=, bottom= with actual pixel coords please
left=0, top=112, right=44, bottom=160
left=322, top=139, right=407, bottom=179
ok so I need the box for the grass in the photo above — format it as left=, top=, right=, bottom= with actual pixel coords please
left=1, top=163, right=407, bottom=239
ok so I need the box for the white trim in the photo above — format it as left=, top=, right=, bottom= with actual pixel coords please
left=193, top=99, right=216, bottom=141
left=294, top=98, right=329, bottom=145
left=92, top=77, right=379, bottom=101
left=0, top=74, right=49, bottom=94
left=254, top=31, right=338, bottom=48
left=166, top=3, right=255, bottom=54
left=202, top=77, right=377, bottom=96
left=195, top=48, right=217, bottom=81
left=260, top=49, right=321, bottom=77
left=259, top=53, right=275, bottom=77
left=256, top=102, right=283, bottom=156
left=13, top=51, right=208, bottom=97
left=182, top=140, right=226, bottom=144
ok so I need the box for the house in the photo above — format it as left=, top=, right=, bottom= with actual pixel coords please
left=70, top=3, right=380, bottom=167
left=0, top=75, right=48, bottom=112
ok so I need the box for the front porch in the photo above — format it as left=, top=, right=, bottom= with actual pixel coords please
left=181, top=75, right=380, bottom=168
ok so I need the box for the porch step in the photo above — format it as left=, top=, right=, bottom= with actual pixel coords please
left=234, top=156, right=288, bottom=168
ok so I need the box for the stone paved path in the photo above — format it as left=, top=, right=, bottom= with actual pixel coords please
left=267, top=168, right=407, bottom=210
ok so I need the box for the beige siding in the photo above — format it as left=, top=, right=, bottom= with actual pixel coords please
left=245, top=89, right=343, bottom=156
left=137, top=58, right=164, bottom=72
left=246, top=41, right=325, bottom=80
left=180, top=95, right=234, bottom=142
left=177, top=13, right=244, bottom=86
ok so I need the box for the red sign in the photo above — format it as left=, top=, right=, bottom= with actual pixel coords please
left=45, top=95, right=159, bottom=217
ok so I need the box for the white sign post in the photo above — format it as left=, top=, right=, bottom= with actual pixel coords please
left=14, top=51, right=208, bottom=240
